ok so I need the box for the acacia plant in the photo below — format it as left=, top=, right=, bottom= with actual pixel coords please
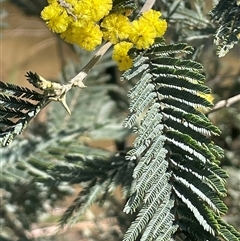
left=1, top=0, right=240, bottom=240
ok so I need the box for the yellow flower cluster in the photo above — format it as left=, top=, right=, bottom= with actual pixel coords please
left=112, top=42, right=133, bottom=71
left=41, top=1, right=167, bottom=70
left=41, top=0, right=112, bottom=51
left=106, top=10, right=167, bottom=70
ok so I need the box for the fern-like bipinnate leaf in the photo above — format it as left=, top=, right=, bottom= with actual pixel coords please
left=0, top=76, right=49, bottom=146
left=122, top=38, right=240, bottom=241
left=48, top=150, right=135, bottom=227
left=210, top=0, right=240, bottom=57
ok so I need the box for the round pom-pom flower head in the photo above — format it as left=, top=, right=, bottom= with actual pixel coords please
left=41, top=2, right=70, bottom=33
left=112, top=41, right=134, bottom=71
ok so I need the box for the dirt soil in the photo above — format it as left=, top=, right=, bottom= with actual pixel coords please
left=1, top=2, right=78, bottom=86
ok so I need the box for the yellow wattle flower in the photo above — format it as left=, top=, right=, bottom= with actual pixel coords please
left=129, top=18, right=156, bottom=49
left=74, top=22, right=103, bottom=51
left=41, top=2, right=70, bottom=33
left=141, top=9, right=167, bottom=37
left=112, top=41, right=133, bottom=71
left=60, top=22, right=78, bottom=44
left=101, top=13, right=131, bottom=44
left=89, top=0, right=113, bottom=21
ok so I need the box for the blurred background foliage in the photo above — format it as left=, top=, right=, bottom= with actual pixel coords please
left=0, top=0, right=239, bottom=240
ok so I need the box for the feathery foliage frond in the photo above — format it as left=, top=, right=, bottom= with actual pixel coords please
left=49, top=151, right=136, bottom=226
left=0, top=77, right=49, bottom=147
left=210, top=0, right=240, bottom=57
left=0, top=72, right=57, bottom=146
left=112, top=0, right=137, bottom=13
left=121, top=38, right=240, bottom=241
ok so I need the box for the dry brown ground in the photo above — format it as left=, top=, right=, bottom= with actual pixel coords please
left=1, top=2, right=78, bottom=85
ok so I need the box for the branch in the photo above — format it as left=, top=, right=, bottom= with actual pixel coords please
left=207, top=94, right=240, bottom=114
left=140, top=0, right=156, bottom=13
left=69, top=41, right=112, bottom=87
left=69, top=0, right=156, bottom=88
